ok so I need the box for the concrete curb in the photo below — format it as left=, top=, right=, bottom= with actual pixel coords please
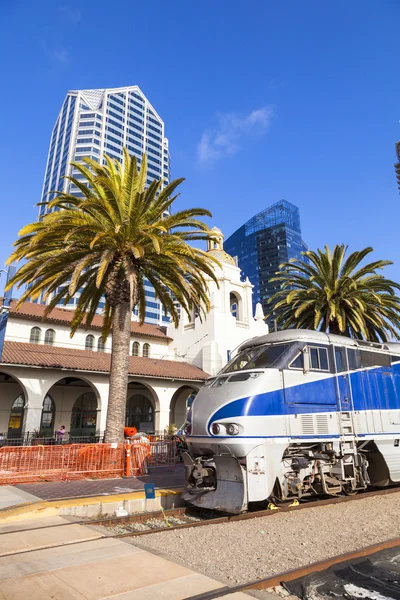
left=0, top=487, right=185, bottom=523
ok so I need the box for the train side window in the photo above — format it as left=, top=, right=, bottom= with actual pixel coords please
left=347, top=349, right=361, bottom=370
left=289, top=352, right=304, bottom=369
left=309, top=347, right=329, bottom=371
left=360, top=350, right=390, bottom=368
left=391, top=355, right=400, bottom=364
left=319, top=349, right=329, bottom=370
left=334, top=347, right=347, bottom=373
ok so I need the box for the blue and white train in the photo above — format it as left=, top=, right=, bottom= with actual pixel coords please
left=182, top=330, right=400, bottom=513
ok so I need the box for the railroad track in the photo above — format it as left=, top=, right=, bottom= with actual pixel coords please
left=182, top=537, right=400, bottom=599
left=2, top=490, right=400, bottom=598
left=91, top=485, right=400, bottom=542
left=1, top=485, right=399, bottom=557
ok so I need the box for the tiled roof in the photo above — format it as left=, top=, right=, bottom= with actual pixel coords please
left=1, top=341, right=208, bottom=381
left=6, top=300, right=171, bottom=341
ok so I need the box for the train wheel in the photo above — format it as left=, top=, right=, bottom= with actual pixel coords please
left=343, top=484, right=358, bottom=496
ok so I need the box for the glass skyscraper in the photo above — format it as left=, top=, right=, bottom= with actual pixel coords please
left=39, top=85, right=171, bottom=325
left=224, top=200, right=308, bottom=327
left=395, top=141, right=400, bottom=193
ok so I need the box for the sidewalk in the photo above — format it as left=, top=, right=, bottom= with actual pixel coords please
left=0, top=486, right=41, bottom=510
left=14, top=463, right=185, bottom=500
left=0, top=464, right=185, bottom=520
left=0, top=517, right=253, bottom=600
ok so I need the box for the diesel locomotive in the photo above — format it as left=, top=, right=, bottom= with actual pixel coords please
left=182, top=330, right=400, bottom=513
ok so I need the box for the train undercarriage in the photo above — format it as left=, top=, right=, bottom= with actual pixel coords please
left=182, top=440, right=386, bottom=513
left=273, top=441, right=370, bottom=499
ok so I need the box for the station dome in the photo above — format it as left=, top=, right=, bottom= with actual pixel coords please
left=207, top=227, right=237, bottom=266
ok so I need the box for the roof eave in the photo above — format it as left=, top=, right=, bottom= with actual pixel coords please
left=0, top=361, right=206, bottom=382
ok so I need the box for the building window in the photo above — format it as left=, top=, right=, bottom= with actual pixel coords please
left=97, top=338, right=106, bottom=352
left=39, top=395, right=55, bottom=437
left=8, top=394, right=25, bottom=439
left=230, top=293, right=240, bottom=320
left=85, top=335, right=94, bottom=351
left=231, top=302, right=238, bottom=318
left=143, top=343, right=150, bottom=358
left=44, top=329, right=55, bottom=346
left=126, top=395, right=154, bottom=432
left=132, top=341, right=140, bottom=356
left=70, top=392, right=97, bottom=437
left=30, top=327, right=41, bottom=344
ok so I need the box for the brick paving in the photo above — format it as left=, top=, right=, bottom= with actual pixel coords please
left=14, top=464, right=185, bottom=500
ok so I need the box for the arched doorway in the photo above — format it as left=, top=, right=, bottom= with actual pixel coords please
left=8, top=394, right=25, bottom=439
left=39, top=395, right=55, bottom=437
left=169, top=385, right=199, bottom=430
left=0, top=372, right=26, bottom=441
left=126, top=382, right=158, bottom=433
left=70, top=392, right=98, bottom=438
left=44, top=377, right=100, bottom=440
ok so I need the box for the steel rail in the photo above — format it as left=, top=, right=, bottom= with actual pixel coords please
left=1, top=485, right=399, bottom=540
left=109, top=485, right=400, bottom=538
left=181, top=537, right=400, bottom=600
left=1, top=491, right=400, bottom=561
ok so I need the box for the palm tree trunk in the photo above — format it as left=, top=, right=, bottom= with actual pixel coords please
left=105, top=299, right=132, bottom=443
left=329, top=319, right=342, bottom=336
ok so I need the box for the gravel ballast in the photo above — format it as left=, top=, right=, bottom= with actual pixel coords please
left=131, top=492, right=400, bottom=588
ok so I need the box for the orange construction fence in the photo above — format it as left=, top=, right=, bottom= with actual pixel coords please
left=147, top=440, right=177, bottom=468
left=125, top=439, right=151, bottom=476
left=0, top=442, right=152, bottom=485
left=125, top=440, right=177, bottom=474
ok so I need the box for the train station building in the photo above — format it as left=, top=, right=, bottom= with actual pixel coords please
left=0, top=229, right=268, bottom=442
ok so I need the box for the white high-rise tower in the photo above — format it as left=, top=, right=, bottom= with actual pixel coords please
left=39, top=85, right=171, bottom=325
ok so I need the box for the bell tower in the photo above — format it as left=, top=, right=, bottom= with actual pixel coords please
left=168, top=227, right=269, bottom=375
left=207, top=227, right=224, bottom=252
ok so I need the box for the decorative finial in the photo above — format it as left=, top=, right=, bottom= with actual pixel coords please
left=254, top=302, right=265, bottom=322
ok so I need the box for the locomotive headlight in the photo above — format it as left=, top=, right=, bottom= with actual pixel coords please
left=211, top=423, right=221, bottom=435
left=226, top=423, right=240, bottom=436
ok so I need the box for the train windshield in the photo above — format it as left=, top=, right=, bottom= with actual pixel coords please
left=220, top=344, right=290, bottom=374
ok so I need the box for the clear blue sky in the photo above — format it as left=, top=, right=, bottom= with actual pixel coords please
left=1, top=0, right=399, bottom=294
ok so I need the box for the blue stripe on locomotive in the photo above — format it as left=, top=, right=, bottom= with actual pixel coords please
left=209, top=363, right=400, bottom=424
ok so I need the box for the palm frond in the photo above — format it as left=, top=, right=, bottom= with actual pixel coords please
left=267, top=244, right=400, bottom=342
left=6, top=149, right=219, bottom=339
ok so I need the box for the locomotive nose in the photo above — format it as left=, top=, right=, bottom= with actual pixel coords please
left=182, top=452, right=247, bottom=514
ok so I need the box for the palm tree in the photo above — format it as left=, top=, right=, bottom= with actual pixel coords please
left=267, top=244, right=400, bottom=342
left=6, top=149, right=219, bottom=442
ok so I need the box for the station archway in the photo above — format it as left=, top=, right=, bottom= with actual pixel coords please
left=126, top=381, right=159, bottom=434
left=169, top=385, right=199, bottom=429
left=0, top=372, right=27, bottom=439
left=44, top=377, right=100, bottom=438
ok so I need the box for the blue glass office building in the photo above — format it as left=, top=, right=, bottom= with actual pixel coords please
left=39, top=86, right=171, bottom=325
left=224, top=200, right=308, bottom=326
